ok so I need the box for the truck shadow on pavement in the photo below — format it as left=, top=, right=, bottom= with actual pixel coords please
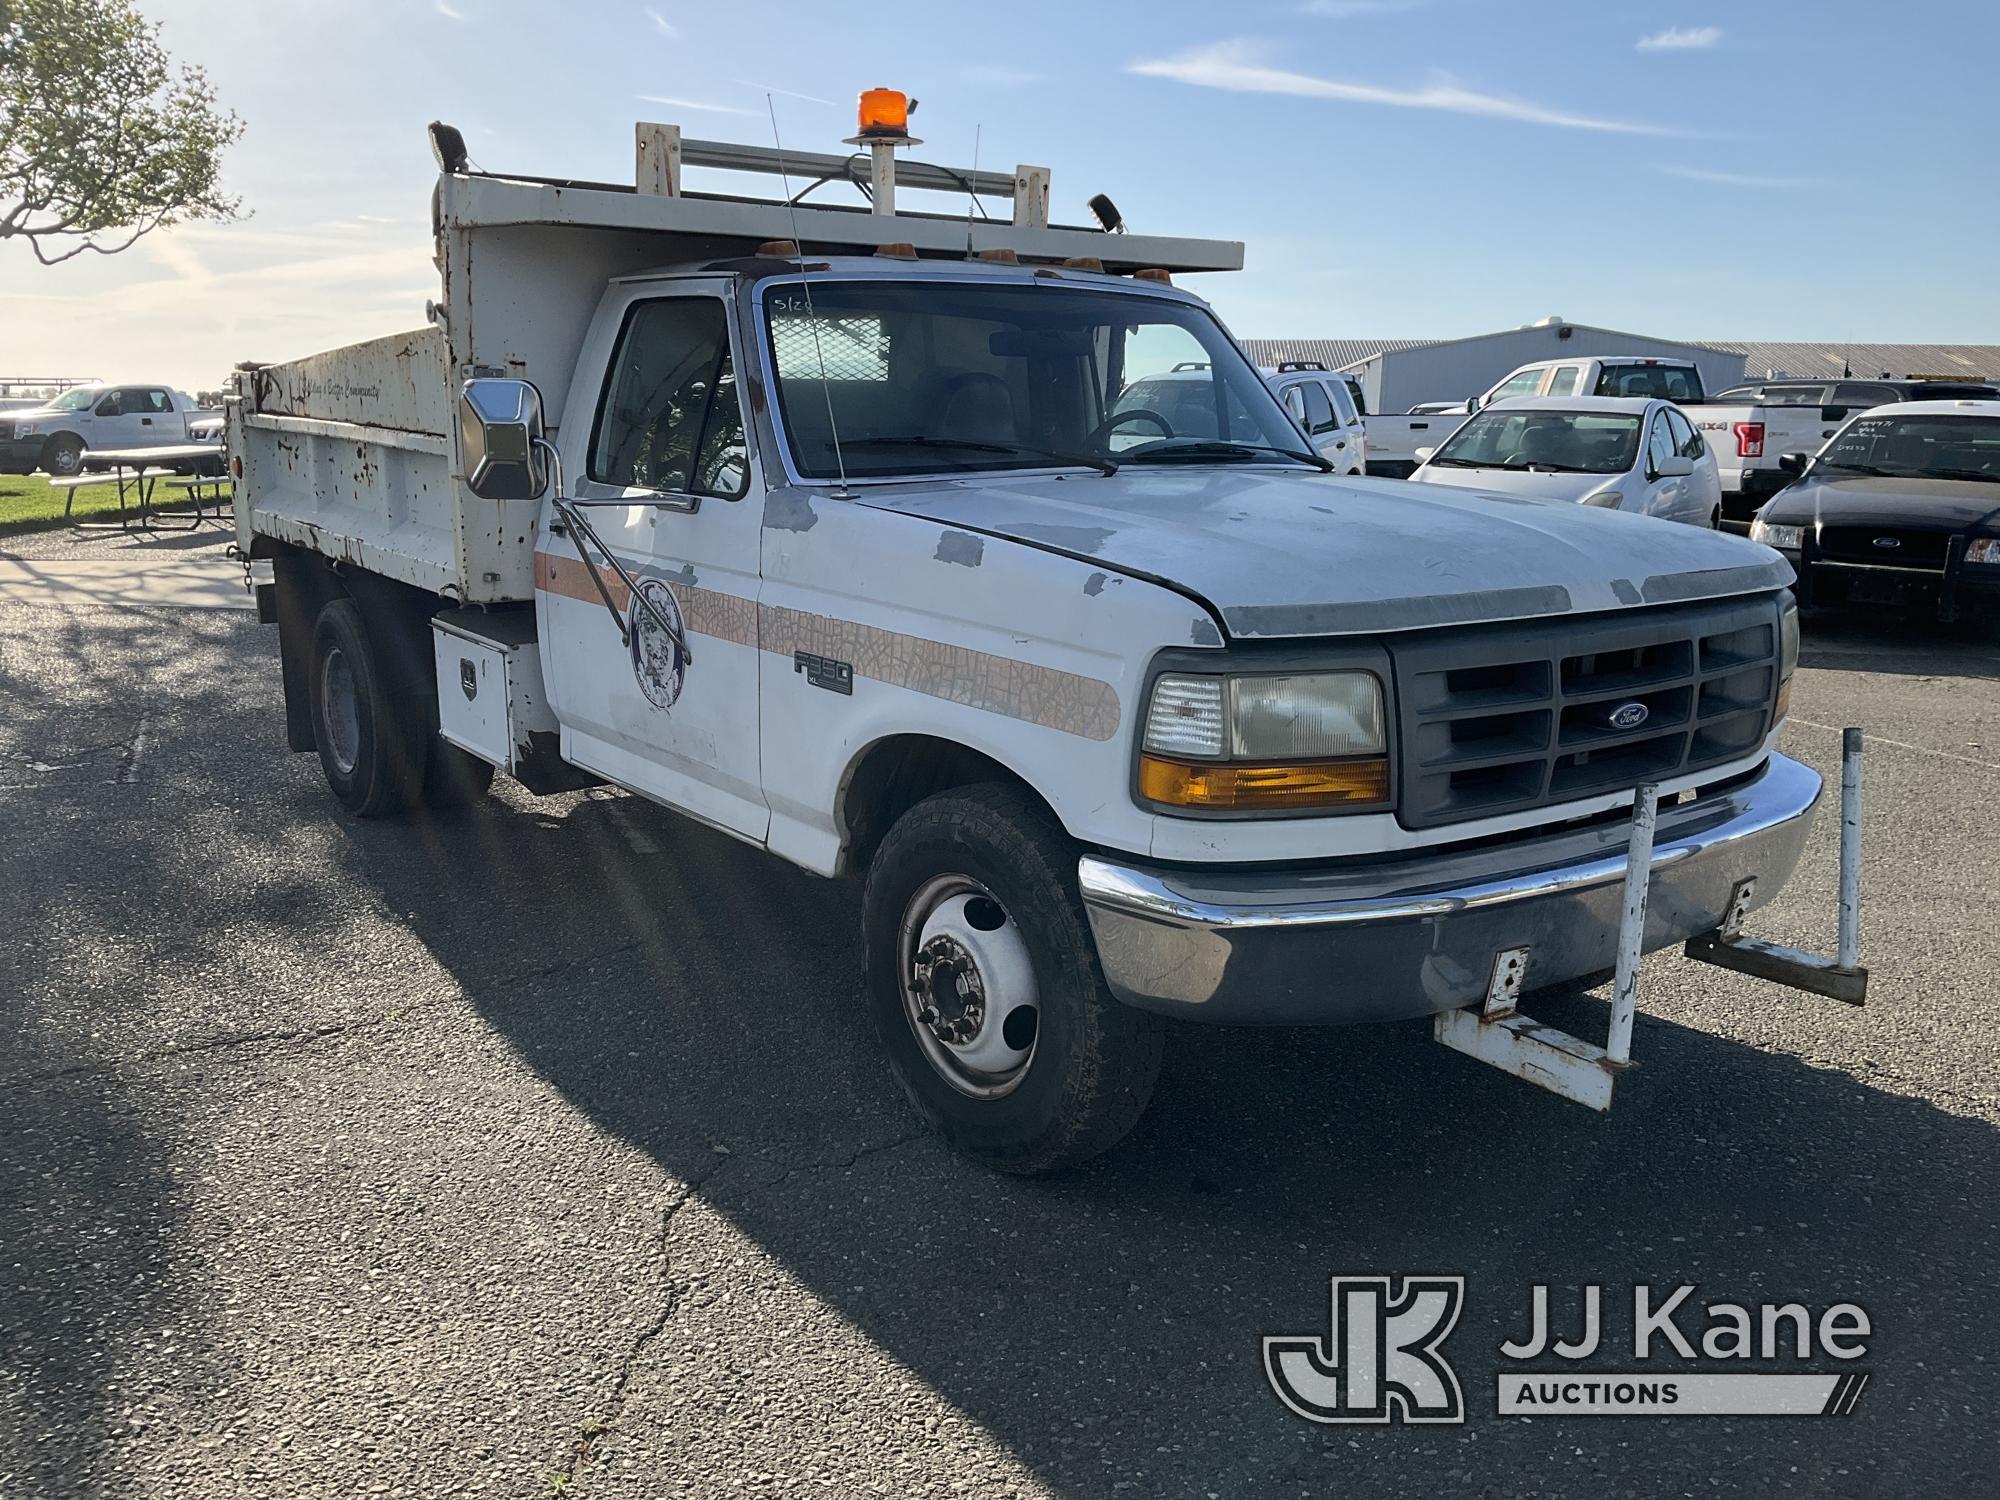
left=326, top=783, right=1999, bottom=1496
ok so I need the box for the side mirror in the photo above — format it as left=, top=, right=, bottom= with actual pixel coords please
left=1653, top=455, right=1695, bottom=479
left=459, top=379, right=550, bottom=500
left=1465, top=397, right=1481, bottom=414
left=1413, top=446, right=1436, bottom=464
left=1777, top=451, right=1808, bottom=478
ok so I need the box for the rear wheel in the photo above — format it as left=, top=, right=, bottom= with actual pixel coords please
left=308, top=599, right=427, bottom=816
left=863, top=783, right=1162, bottom=1174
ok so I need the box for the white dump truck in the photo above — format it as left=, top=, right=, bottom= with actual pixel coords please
left=231, top=100, right=1852, bottom=1172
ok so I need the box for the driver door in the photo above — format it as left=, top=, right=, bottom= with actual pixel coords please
left=90, top=388, right=150, bottom=453
left=538, top=281, right=769, bottom=843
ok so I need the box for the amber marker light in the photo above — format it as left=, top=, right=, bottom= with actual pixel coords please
left=1138, top=754, right=1391, bottom=811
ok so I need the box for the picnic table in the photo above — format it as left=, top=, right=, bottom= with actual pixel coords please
left=64, top=444, right=232, bottom=533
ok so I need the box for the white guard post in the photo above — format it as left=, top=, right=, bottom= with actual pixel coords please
left=1436, top=728, right=1868, bottom=1112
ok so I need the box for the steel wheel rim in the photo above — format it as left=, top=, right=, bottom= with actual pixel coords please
left=319, top=646, right=361, bottom=777
left=898, top=873, right=1040, bottom=1099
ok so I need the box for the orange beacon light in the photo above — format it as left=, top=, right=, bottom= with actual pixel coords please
left=855, top=87, right=913, bottom=140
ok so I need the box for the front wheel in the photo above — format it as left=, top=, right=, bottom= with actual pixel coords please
left=43, top=435, right=84, bottom=477
left=863, top=784, right=1162, bottom=1174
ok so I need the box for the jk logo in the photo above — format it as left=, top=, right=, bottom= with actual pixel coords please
left=1264, top=1276, right=1465, bottom=1424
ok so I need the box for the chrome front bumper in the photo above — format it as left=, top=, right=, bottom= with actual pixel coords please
left=1079, top=752, right=1822, bottom=1024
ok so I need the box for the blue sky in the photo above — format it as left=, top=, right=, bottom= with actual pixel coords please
left=5, top=0, right=1996, bottom=391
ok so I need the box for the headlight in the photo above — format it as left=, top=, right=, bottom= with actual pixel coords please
left=1965, top=538, right=2000, bottom=566
left=14, top=422, right=39, bottom=437
left=1140, top=671, right=1389, bottom=812
left=1581, top=490, right=1624, bottom=508
left=1751, top=519, right=1804, bottom=550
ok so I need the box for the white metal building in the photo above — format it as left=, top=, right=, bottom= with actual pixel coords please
left=1244, top=319, right=1746, bottom=415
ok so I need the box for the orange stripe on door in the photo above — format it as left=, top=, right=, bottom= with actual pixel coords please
left=532, top=550, right=1120, bottom=741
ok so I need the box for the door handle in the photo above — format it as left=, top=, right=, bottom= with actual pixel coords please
left=141, top=417, right=153, bottom=425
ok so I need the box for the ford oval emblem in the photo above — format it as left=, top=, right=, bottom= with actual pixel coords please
left=1873, top=536, right=1901, bottom=549
left=1608, top=701, right=1650, bottom=731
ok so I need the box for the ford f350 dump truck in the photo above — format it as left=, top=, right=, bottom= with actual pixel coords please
left=231, top=101, right=1842, bottom=1172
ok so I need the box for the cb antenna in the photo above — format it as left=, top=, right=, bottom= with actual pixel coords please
left=765, top=93, right=852, bottom=499
left=964, top=122, right=982, bottom=259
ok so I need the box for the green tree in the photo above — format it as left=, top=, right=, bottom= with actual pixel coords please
left=0, top=0, right=243, bottom=264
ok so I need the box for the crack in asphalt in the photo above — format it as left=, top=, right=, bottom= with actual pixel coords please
left=557, top=1128, right=928, bottom=1489
left=6, top=940, right=651, bottom=1089
left=7, top=1001, right=449, bottom=1085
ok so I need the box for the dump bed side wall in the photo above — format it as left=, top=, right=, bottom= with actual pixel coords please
left=233, top=327, right=464, bottom=595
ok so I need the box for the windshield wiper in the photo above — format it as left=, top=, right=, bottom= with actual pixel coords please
left=840, top=434, right=1117, bottom=476
left=1126, top=440, right=1334, bottom=472
left=1819, top=461, right=1896, bottom=477
left=1928, top=468, right=1999, bottom=484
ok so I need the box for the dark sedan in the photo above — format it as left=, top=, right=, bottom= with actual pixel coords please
left=1749, top=401, right=2000, bottom=621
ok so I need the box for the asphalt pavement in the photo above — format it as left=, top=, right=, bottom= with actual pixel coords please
left=2, top=525, right=1995, bottom=1498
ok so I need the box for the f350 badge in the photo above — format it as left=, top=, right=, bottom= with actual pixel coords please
left=629, top=578, right=689, bottom=710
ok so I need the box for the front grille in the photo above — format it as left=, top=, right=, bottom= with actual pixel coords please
left=1817, top=526, right=1951, bottom=571
left=1390, top=595, right=1782, bottom=829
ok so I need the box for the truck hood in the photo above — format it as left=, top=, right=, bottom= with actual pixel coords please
left=1761, top=475, right=2000, bottom=533
left=1410, top=465, right=1615, bottom=504
left=866, top=469, right=1792, bottom=638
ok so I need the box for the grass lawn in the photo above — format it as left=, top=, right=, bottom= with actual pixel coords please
left=0, top=472, right=221, bottom=537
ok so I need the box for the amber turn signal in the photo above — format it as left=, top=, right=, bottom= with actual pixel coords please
left=1138, top=754, right=1390, bottom=811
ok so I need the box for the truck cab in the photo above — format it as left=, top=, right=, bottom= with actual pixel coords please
left=232, top=106, right=1824, bottom=1172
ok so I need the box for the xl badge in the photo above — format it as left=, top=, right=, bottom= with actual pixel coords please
left=629, top=578, right=689, bottom=710
left=1608, top=701, right=1650, bottom=731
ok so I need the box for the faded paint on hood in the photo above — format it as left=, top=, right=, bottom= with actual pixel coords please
left=862, top=469, right=1792, bottom=639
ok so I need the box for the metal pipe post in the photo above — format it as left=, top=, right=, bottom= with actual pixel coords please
left=1607, top=783, right=1661, bottom=1066
left=1838, top=727, right=1863, bottom=970
left=869, top=142, right=896, bottom=215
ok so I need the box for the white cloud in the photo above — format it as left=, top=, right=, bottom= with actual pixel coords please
left=434, top=0, right=464, bottom=19
left=1657, top=164, right=1810, bottom=189
left=733, top=79, right=837, bottom=108
left=637, top=93, right=758, bottom=117
left=0, top=232, right=437, bottom=391
left=1130, top=40, right=1677, bottom=136
left=645, top=7, right=676, bottom=36
left=1637, top=25, right=1721, bottom=51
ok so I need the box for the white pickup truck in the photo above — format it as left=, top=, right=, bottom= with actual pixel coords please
left=0, top=382, right=222, bottom=476
left=231, top=107, right=1825, bottom=1172
left=1364, top=356, right=1710, bottom=478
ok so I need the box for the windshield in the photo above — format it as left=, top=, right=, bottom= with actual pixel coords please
left=761, top=279, right=1312, bottom=479
left=1817, top=413, right=2000, bottom=482
left=45, top=386, right=102, bottom=412
left=1593, top=364, right=1704, bottom=401
left=1430, top=408, right=1642, bottom=474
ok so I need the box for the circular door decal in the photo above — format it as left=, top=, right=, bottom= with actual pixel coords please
left=629, top=578, right=689, bottom=710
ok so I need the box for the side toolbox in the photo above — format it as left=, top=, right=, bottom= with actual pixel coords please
left=431, top=610, right=597, bottom=794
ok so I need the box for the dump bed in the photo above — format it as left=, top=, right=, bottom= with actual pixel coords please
left=231, top=136, right=1245, bottom=604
